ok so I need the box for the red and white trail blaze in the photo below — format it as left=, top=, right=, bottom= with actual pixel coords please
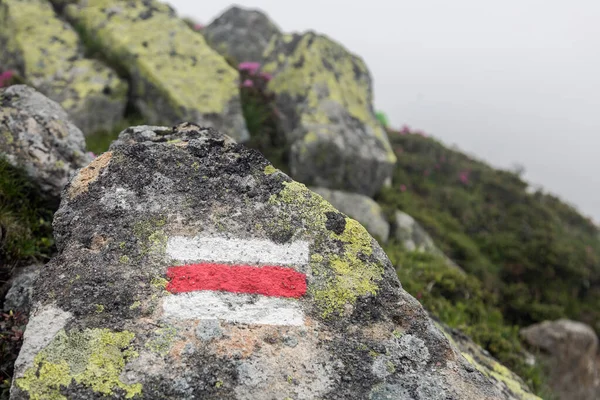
left=162, top=236, right=310, bottom=326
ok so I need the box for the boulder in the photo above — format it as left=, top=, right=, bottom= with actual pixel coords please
left=0, top=0, right=127, bottom=133
left=521, top=319, right=600, bottom=400
left=3, top=265, right=40, bottom=315
left=435, top=318, right=541, bottom=400
left=204, top=6, right=282, bottom=64
left=0, top=85, right=91, bottom=199
left=61, top=0, right=249, bottom=142
left=12, top=123, right=533, bottom=399
left=393, top=210, right=460, bottom=269
left=310, top=187, right=390, bottom=242
left=262, top=32, right=396, bottom=196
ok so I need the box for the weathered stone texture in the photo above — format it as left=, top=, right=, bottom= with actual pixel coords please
left=262, top=32, right=396, bottom=196
left=62, top=0, right=249, bottom=142
left=0, top=0, right=127, bottom=133
left=0, top=85, right=91, bottom=199
left=204, top=5, right=282, bottom=64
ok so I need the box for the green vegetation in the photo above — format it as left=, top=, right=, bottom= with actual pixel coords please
left=377, top=130, right=600, bottom=333
left=0, top=158, right=54, bottom=286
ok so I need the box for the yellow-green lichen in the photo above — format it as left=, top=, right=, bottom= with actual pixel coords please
left=133, top=217, right=167, bottom=256
left=119, top=255, right=130, bottom=264
left=94, top=304, right=104, bottom=313
left=151, top=277, right=168, bottom=290
left=16, top=329, right=142, bottom=399
left=65, top=0, right=239, bottom=118
left=264, top=165, right=278, bottom=175
left=129, top=301, right=141, bottom=310
left=0, top=0, right=126, bottom=117
left=269, top=181, right=384, bottom=317
left=263, top=33, right=396, bottom=164
left=145, top=326, right=177, bottom=356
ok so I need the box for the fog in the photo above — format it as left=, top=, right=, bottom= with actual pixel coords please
left=168, top=0, right=600, bottom=222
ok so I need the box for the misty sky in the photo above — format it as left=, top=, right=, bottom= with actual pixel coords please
left=168, top=0, right=600, bottom=222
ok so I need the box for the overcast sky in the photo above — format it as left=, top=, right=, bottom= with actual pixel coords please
left=168, top=0, right=600, bottom=223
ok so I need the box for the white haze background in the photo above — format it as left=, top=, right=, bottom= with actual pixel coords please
left=168, top=0, right=600, bottom=222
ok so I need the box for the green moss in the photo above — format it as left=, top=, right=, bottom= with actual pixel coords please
left=269, top=181, right=384, bottom=317
left=16, top=329, right=142, bottom=399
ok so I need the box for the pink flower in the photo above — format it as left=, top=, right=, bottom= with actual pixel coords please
left=424, top=169, right=430, bottom=177
left=400, top=124, right=410, bottom=134
left=238, top=62, right=261, bottom=74
left=459, top=170, right=470, bottom=184
left=242, top=79, right=254, bottom=88
left=87, top=151, right=96, bottom=159
left=0, top=70, right=14, bottom=88
left=415, top=130, right=427, bottom=137
left=259, top=72, right=273, bottom=81
left=193, top=23, right=204, bottom=31
left=400, top=184, right=407, bottom=192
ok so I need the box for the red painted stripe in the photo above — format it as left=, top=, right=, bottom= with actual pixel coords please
left=166, top=263, right=307, bottom=298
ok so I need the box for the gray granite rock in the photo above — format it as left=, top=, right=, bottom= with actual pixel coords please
left=12, top=123, right=533, bottom=399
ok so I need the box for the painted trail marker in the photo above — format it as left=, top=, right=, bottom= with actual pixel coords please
left=163, top=236, right=310, bottom=326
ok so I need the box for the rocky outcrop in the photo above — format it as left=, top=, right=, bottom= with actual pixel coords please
left=0, top=85, right=91, bottom=199
left=0, top=0, right=127, bottom=133
left=262, top=32, right=396, bottom=196
left=2, top=265, right=40, bottom=315
left=204, top=6, right=281, bottom=64
left=437, top=319, right=540, bottom=400
left=311, top=187, right=390, bottom=242
left=12, top=123, right=533, bottom=399
left=521, top=319, right=600, bottom=400
left=61, top=0, right=249, bottom=142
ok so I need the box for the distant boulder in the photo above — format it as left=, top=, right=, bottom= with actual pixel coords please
left=12, top=123, right=529, bottom=399
left=204, top=6, right=282, bottom=64
left=521, top=319, right=600, bottom=400
left=3, top=265, right=40, bottom=315
left=0, top=0, right=127, bottom=133
left=0, top=85, right=91, bottom=200
left=311, top=187, right=390, bottom=243
left=262, top=32, right=396, bottom=196
left=61, top=0, right=249, bottom=142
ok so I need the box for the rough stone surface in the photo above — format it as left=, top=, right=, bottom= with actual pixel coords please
left=61, top=0, right=249, bottom=142
left=204, top=5, right=282, bottom=64
left=311, top=187, right=390, bottom=243
left=2, top=265, right=40, bottom=314
left=262, top=32, right=396, bottom=196
left=0, top=85, right=91, bottom=199
left=394, top=210, right=460, bottom=269
left=435, top=318, right=541, bottom=400
left=0, top=0, right=127, bottom=133
left=521, top=319, right=600, bottom=400
left=12, top=123, right=534, bottom=399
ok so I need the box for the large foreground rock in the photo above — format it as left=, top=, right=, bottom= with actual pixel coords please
left=311, top=187, right=390, bottom=242
left=0, top=85, right=91, bottom=199
left=521, top=319, right=600, bottom=400
left=61, top=0, right=249, bottom=142
left=204, top=6, right=281, bottom=64
left=12, top=123, right=533, bottom=399
left=0, top=0, right=127, bottom=133
left=262, top=32, right=396, bottom=196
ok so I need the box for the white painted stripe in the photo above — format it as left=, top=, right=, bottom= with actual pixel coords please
left=166, top=236, right=310, bottom=266
left=162, top=291, right=305, bottom=326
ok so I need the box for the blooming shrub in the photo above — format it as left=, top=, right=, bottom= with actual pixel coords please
left=0, top=71, right=15, bottom=88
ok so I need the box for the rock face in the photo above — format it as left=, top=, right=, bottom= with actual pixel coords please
left=204, top=6, right=281, bottom=64
left=61, top=0, right=249, bottom=142
left=12, top=123, right=532, bottom=399
left=311, top=187, right=390, bottom=242
left=521, top=319, right=600, bottom=400
left=0, top=0, right=127, bottom=133
left=0, top=85, right=91, bottom=199
left=3, top=265, right=40, bottom=315
left=262, top=32, right=396, bottom=196
left=436, top=318, right=541, bottom=400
